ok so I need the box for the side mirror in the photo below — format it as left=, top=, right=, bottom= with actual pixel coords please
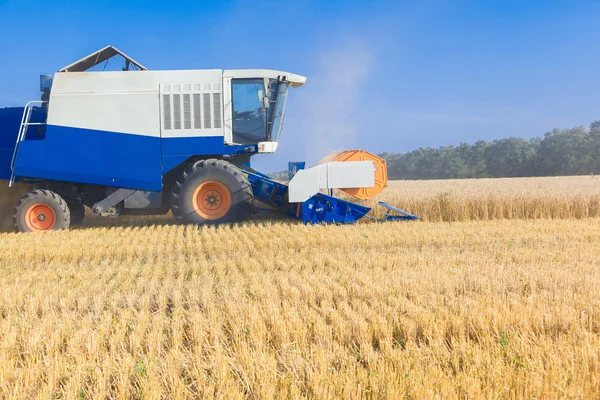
left=257, top=84, right=270, bottom=109
left=257, top=87, right=265, bottom=102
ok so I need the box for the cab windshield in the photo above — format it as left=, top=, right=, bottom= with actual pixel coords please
left=231, top=78, right=289, bottom=144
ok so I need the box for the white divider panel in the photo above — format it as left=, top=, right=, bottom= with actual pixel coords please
left=288, top=161, right=374, bottom=203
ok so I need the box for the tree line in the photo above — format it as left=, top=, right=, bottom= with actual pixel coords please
left=380, top=121, right=600, bottom=180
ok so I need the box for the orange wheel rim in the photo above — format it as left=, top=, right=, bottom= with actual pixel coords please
left=192, top=181, right=232, bottom=220
left=25, top=203, right=56, bottom=231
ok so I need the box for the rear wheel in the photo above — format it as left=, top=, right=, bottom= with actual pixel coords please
left=14, top=190, right=71, bottom=232
left=171, top=159, right=253, bottom=225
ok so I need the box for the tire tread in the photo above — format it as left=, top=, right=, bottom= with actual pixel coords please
left=13, top=189, right=71, bottom=232
left=171, top=159, right=253, bottom=223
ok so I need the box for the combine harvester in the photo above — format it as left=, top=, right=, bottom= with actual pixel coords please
left=0, top=46, right=417, bottom=232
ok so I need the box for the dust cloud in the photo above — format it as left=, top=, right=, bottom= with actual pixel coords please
left=291, top=39, right=377, bottom=166
left=0, top=182, right=31, bottom=232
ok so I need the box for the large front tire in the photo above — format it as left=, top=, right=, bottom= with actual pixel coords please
left=171, top=159, right=253, bottom=225
left=13, top=190, right=71, bottom=232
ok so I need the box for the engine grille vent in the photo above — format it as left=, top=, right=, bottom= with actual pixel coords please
left=160, top=82, right=222, bottom=135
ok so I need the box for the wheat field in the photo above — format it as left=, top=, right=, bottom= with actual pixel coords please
left=0, top=176, right=599, bottom=399
left=1, top=176, right=599, bottom=231
left=370, top=175, right=600, bottom=222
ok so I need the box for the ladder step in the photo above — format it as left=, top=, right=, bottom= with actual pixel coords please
left=9, top=101, right=48, bottom=186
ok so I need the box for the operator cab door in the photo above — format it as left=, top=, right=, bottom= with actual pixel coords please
left=231, top=79, right=270, bottom=144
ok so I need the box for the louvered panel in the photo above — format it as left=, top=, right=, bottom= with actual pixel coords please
left=162, top=94, right=171, bottom=130
left=213, top=92, right=222, bottom=129
left=159, top=80, right=223, bottom=138
left=183, top=94, right=191, bottom=130
left=203, top=93, right=212, bottom=129
left=173, top=94, right=181, bottom=130
left=193, top=94, right=201, bottom=129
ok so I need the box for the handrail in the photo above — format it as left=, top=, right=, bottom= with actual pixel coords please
left=9, top=101, right=48, bottom=187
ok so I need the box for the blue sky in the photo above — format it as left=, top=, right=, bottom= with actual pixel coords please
left=1, top=0, right=599, bottom=171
